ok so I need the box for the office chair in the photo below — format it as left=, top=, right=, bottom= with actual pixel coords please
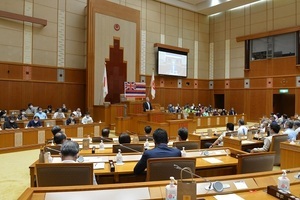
left=269, top=134, right=288, bottom=165
left=146, top=157, right=196, bottom=181
left=236, top=152, right=275, bottom=174
left=36, top=162, right=93, bottom=187
left=173, top=141, right=200, bottom=150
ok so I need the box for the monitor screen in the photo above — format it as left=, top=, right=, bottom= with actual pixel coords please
left=157, top=47, right=188, bottom=77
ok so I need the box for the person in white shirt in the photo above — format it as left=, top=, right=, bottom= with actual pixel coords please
left=251, top=123, right=280, bottom=152
left=283, top=120, right=297, bottom=141
left=60, top=140, right=97, bottom=185
left=294, top=120, right=300, bottom=140
left=72, top=108, right=82, bottom=118
left=237, top=119, right=248, bottom=136
left=81, top=112, right=93, bottom=124
left=207, top=123, right=234, bottom=148
left=52, top=108, right=65, bottom=119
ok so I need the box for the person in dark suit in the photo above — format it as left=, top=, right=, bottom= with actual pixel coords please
left=143, top=97, right=153, bottom=112
left=134, top=128, right=181, bottom=175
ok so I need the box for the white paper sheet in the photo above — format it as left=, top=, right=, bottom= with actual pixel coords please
left=241, top=140, right=255, bottom=144
left=202, top=157, right=223, bottom=164
left=45, top=187, right=150, bottom=200
left=93, top=162, right=105, bottom=169
left=214, top=194, right=245, bottom=200
left=234, top=180, right=248, bottom=190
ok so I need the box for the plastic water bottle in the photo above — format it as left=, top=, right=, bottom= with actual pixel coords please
left=278, top=170, right=290, bottom=192
left=181, top=147, right=186, bottom=157
left=144, top=139, right=150, bottom=150
left=165, top=176, right=177, bottom=200
left=99, top=140, right=105, bottom=150
left=116, top=149, right=123, bottom=164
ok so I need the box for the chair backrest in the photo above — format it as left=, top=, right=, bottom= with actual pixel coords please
left=138, top=135, right=154, bottom=141
left=146, top=157, right=196, bottom=181
left=36, top=163, right=93, bottom=187
left=92, top=137, right=113, bottom=143
left=236, top=152, right=275, bottom=174
left=44, top=145, right=61, bottom=155
left=112, top=144, right=144, bottom=153
left=269, top=134, right=289, bottom=165
left=173, top=141, right=200, bottom=150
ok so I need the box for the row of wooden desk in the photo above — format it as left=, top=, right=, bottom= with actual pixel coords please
left=0, top=123, right=107, bottom=153
left=29, top=147, right=246, bottom=187
left=20, top=168, right=300, bottom=200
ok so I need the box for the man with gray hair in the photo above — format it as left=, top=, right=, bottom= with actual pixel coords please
left=60, top=141, right=97, bottom=185
left=284, top=120, right=297, bottom=141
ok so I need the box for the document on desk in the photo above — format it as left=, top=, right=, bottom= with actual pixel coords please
left=202, top=157, right=223, bottom=164
left=121, top=154, right=142, bottom=162
left=233, top=180, right=248, bottom=190
left=214, top=194, right=245, bottom=200
left=83, top=156, right=109, bottom=163
left=93, top=162, right=105, bottom=169
left=45, top=187, right=150, bottom=200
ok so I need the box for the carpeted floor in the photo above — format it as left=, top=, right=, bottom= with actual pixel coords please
left=0, top=149, right=39, bottom=200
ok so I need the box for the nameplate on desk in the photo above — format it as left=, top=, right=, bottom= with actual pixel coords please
left=241, top=140, right=255, bottom=144
left=202, top=157, right=223, bottom=164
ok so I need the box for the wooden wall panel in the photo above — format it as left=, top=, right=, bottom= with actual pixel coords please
left=229, top=79, right=244, bottom=89
left=273, top=76, right=295, bottom=88
left=248, top=90, right=268, bottom=121
left=272, top=57, right=298, bottom=76
left=247, top=59, right=269, bottom=78
left=228, top=90, right=245, bottom=115
left=213, top=80, right=224, bottom=89
left=250, top=78, right=266, bottom=88
left=181, top=89, right=195, bottom=105
left=65, top=69, right=86, bottom=84
left=0, top=62, right=86, bottom=112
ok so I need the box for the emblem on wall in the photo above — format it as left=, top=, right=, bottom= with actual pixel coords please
left=114, top=24, right=120, bottom=31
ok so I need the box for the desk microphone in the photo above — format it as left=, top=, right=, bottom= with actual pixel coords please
left=174, top=164, right=224, bottom=192
left=119, top=144, right=143, bottom=154
left=45, top=146, right=61, bottom=153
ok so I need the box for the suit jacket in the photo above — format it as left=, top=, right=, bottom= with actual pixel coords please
left=143, top=101, right=153, bottom=112
left=134, top=143, right=181, bottom=175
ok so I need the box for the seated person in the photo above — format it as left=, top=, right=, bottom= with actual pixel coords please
left=118, top=133, right=131, bottom=144
left=61, top=104, right=68, bottom=112
left=66, top=113, right=76, bottom=125
left=294, top=120, right=300, bottom=139
left=139, top=126, right=153, bottom=141
left=81, top=112, right=93, bottom=124
left=283, top=120, right=297, bottom=141
left=205, top=123, right=234, bottom=148
left=34, top=107, right=47, bottom=119
left=134, top=128, right=181, bottom=175
left=72, top=108, right=82, bottom=118
left=237, top=119, right=248, bottom=136
left=17, top=109, right=28, bottom=120
left=51, top=125, right=61, bottom=136
left=25, top=103, right=35, bottom=114
left=27, top=116, right=42, bottom=128
left=45, top=105, right=53, bottom=114
left=54, top=131, right=67, bottom=145
left=52, top=108, right=65, bottom=119
left=0, top=110, right=8, bottom=122
left=251, top=123, right=281, bottom=152
left=60, top=141, right=97, bottom=185
left=92, top=128, right=112, bottom=142
left=3, top=115, right=18, bottom=130
left=177, top=127, right=188, bottom=141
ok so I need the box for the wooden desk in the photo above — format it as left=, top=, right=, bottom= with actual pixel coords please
left=189, top=134, right=218, bottom=148
left=223, top=136, right=263, bottom=151
left=29, top=147, right=244, bottom=187
left=0, top=123, right=107, bottom=153
left=19, top=168, right=300, bottom=200
left=280, top=141, right=300, bottom=169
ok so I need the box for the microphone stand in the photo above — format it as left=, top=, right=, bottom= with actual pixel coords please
left=45, top=146, right=61, bottom=153
left=119, top=144, right=143, bottom=154
left=174, top=164, right=217, bottom=191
